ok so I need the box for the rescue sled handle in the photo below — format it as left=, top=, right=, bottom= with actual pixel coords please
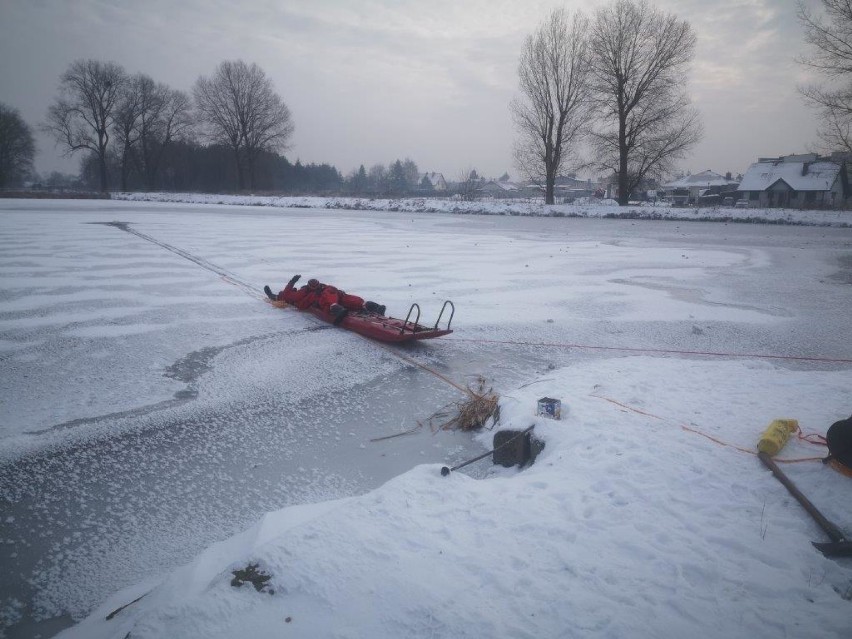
left=402, top=303, right=421, bottom=334
left=435, top=300, right=455, bottom=331
left=401, top=300, right=454, bottom=335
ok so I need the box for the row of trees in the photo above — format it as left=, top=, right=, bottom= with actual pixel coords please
left=0, top=103, right=35, bottom=188
left=35, top=58, right=441, bottom=196
left=77, top=146, right=432, bottom=196
left=512, top=0, right=701, bottom=206
left=77, top=143, right=342, bottom=194
left=42, top=58, right=295, bottom=193
left=6, top=0, right=847, bottom=202
left=514, top=0, right=852, bottom=206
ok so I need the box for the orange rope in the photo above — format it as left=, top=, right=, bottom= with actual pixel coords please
left=797, top=430, right=828, bottom=446
left=373, top=341, right=471, bottom=395
left=679, top=424, right=770, bottom=457
left=591, top=394, right=825, bottom=464
left=447, top=337, right=852, bottom=365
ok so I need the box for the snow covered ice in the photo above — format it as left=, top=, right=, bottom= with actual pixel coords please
left=0, top=198, right=851, bottom=638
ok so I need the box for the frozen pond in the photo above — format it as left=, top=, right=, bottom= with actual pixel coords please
left=1, top=199, right=851, bottom=638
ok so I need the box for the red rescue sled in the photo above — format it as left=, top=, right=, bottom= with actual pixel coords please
left=274, top=300, right=455, bottom=343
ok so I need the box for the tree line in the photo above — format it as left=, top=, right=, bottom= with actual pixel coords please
left=512, top=0, right=851, bottom=205
left=41, top=58, right=297, bottom=193
left=512, top=0, right=702, bottom=206
left=0, top=54, right=438, bottom=196
left=2, top=0, right=849, bottom=203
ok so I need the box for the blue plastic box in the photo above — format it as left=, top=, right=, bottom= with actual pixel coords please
left=537, top=397, right=561, bottom=420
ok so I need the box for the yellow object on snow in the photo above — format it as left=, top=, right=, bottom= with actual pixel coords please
left=757, top=419, right=799, bottom=455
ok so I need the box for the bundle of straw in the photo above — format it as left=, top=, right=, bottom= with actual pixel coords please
left=428, top=376, right=499, bottom=432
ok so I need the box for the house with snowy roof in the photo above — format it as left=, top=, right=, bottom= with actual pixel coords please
left=661, top=170, right=739, bottom=205
left=480, top=180, right=521, bottom=198
left=514, top=174, right=596, bottom=201
left=737, top=154, right=849, bottom=209
left=419, top=172, right=447, bottom=191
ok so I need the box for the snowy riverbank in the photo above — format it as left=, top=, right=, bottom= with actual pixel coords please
left=59, top=358, right=852, bottom=639
left=1, top=199, right=850, bottom=638
left=112, top=191, right=852, bottom=227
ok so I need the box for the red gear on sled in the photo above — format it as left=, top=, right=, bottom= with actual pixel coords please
left=266, top=276, right=454, bottom=343
left=317, top=285, right=364, bottom=313
left=279, top=278, right=321, bottom=310
left=278, top=277, right=364, bottom=312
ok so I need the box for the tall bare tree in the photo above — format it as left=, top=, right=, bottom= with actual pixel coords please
left=0, top=103, right=35, bottom=188
left=368, top=163, right=387, bottom=194
left=134, top=78, right=192, bottom=190
left=193, top=60, right=293, bottom=190
left=798, top=0, right=852, bottom=153
left=44, top=59, right=126, bottom=192
left=588, top=0, right=701, bottom=206
left=401, top=158, right=420, bottom=190
left=113, top=75, right=193, bottom=191
left=512, top=8, right=590, bottom=205
left=113, top=74, right=146, bottom=191
left=456, top=167, right=482, bottom=201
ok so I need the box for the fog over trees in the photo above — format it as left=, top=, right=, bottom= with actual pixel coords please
left=512, top=8, right=590, bottom=205
left=0, top=103, right=35, bottom=188
left=37, top=57, right=427, bottom=195
left=9, top=1, right=844, bottom=201
left=511, top=0, right=702, bottom=206
left=114, top=74, right=193, bottom=191
left=39, top=57, right=343, bottom=194
left=44, top=60, right=127, bottom=192
left=194, top=60, right=294, bottom=191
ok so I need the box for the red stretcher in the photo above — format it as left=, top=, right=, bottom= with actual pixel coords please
left=272, top=300, right=454, bottom=343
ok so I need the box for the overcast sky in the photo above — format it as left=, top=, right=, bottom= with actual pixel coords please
left=0, top=0, right=825, bottom=181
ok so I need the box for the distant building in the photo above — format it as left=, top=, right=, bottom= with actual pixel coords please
left=738, top=154, right=849, bottom=209
left=597, top=175, right=661, bottom=202
left=480, top=180, right=520, bottom=197
left=553, top=174, right=596, bottom=201
left=661, top=170, right=740, bottom=205
left=514, top=174, right=597, bottom=201
left=420, top=172, right=448, bottom=191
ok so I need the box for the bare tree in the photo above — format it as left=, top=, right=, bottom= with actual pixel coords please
left=0, top=103, right=35, bottom=188
left=388, top=159, right=408, bottom=194
left=588, top=0, right=701, bottom=206
left=401, top=158, right=420, bottom=190
left=135, top=79, right=192, bottom=190
left=798, top=0, right=852, bottom=152
left=367, top=163, right=387, bottom=194
left=113, top=74, right=146, bottom=191
left=44, top=59, right=126, bottom=192
left=512, top=8, right=590, bottom=205
left=112, top=74, right=193, bottom=191
left=193, top=60, right=294, bottom=190
left=456, top=167, right=482, bottom=201
left=347, top=164, right=369, bottom=195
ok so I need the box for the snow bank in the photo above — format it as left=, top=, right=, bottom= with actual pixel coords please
left=112, top=192, right=852, bottom=227
left=59, top=358, right=852, bottom=639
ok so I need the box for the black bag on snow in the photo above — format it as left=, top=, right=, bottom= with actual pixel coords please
left=824, top=415, right=852, bottom=469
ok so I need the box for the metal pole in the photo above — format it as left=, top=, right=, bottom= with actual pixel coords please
left=441, top=425, right=535, bottom=476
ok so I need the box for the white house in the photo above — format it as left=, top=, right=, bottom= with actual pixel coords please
left=738, top=154, right=848, bottom=209
left=480, top=180, right=520, bottom=197
left=420, top=172, right=448, bottom=191
left=661, top=170, right=739, bottom=205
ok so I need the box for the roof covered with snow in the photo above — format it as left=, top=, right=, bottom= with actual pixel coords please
left=420, top=172, right=446, bottom=188
left=662, top=170, right=738, bottom=189
left=481, top=180, right=519, bottom=191
left=739, top=160, right=842, bottom=192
